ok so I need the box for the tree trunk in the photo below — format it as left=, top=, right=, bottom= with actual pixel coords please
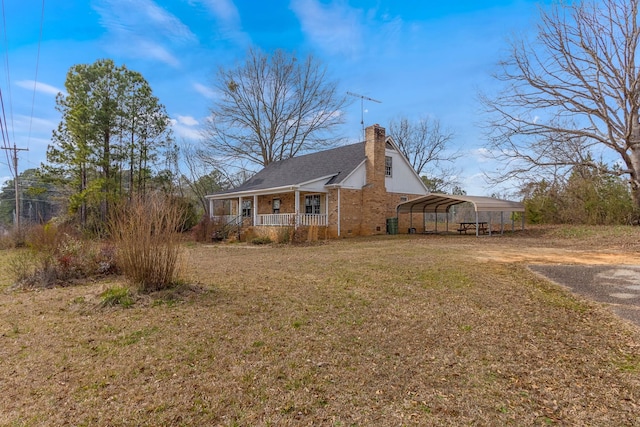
left=102, top=128, right=110, bottom=223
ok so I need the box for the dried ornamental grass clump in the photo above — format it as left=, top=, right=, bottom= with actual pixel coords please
left=110, top=195, right=184, bottom=292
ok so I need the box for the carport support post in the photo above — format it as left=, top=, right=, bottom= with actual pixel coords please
left=446, top=207, right=449, bottom=233
left=475, top=212, right=479, bottom=237
left=435, top=212, right=438, bottom=233
left=489, top=212, right=492, bottom=237
left=500, top=211, right=504, bottom=235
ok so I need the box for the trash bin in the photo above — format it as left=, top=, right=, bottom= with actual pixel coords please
left=386, top=217, right=398, bottom=235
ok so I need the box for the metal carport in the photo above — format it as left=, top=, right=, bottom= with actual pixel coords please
left=396, top=193, right=525, bottom=236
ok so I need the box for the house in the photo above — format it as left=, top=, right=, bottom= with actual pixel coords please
left=206, top=124, right=428, bottom=239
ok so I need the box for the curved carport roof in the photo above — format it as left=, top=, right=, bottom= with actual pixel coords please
left=396, top=193, right=525, bottom=236
left=396, top=193, right=525, bottom=214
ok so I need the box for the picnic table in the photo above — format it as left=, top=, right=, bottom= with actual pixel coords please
left=457, top=222, right=488, bottom=235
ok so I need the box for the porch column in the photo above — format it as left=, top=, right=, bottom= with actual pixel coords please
left=238, top=196, right=242, bottom=225
left=208, top=198, right=213, bottom=219
left=337, top=188, right=341, bottom=236
left=294, top=190, right=300, bottom=228
left=253, top=194, right=258, bottom=226
left=325, top=193, right=329, bottom=226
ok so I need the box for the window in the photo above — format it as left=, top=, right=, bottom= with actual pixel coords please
left=272, top=198, right=281, bottom=214
left=305, top=194, right=321, bottom=214
left=385, top=156, right=392, bottom=177
left=241, top=200, right=252, bottom=217
left=400, top=196, right=408, bottom=202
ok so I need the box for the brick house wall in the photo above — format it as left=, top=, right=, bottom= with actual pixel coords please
left=214, top=124, right=426, bottom=240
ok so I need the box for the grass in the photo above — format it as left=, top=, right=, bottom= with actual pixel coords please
left=100, top=286, right=134, bottom=308
left=1, top=226, right=640, bottom=425
left=0, top=249, right=14, bottom=291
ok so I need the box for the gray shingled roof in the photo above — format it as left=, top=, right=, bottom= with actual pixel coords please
left=214, top=142, right=366, bottom=195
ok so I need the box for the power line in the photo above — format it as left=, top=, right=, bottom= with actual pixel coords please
left=0, top=88, right=11, bottom=173
left=27, top=0, right=46, bottom=148
left=0, top=0, right=15, bottom=148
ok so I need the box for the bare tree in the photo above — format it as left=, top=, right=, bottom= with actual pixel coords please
left=481, top=0, right=640, bottom=208
left=201, top=48, right=349, bottom=168
left=387, top=116, right=460, bottom=188
left=178, top=140, right=229, bottom=214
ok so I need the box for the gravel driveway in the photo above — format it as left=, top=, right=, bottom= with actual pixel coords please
left=530, top=265, right=640, bottom=328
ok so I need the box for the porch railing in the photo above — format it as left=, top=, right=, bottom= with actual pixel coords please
left=256, top=213, right=327, bottom=227
left=212, top=213, right=327, bottom=227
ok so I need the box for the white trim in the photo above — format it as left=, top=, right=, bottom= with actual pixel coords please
left=385, top=136, right=428, bottom=193
left=325, top=193, right=329, bottom=222
left=253, top=194, right=258, bottom=228
left=206, top=185, right=300, bottom=200
left=294, top=190, right=300, bottom=228
left=332, top=159, right=366, bottom=187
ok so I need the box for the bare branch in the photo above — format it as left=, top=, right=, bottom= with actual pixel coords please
left=387, top=116, right=460, bottom=180
left=481, top=0, right=640, bottom=206
left=201, top=48, right=350, bottom=169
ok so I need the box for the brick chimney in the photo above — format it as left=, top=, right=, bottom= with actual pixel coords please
left=362, top=124, right=387, bottom=235
left=365, top=124, right=386, bottom=188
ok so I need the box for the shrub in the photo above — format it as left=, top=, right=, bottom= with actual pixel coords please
left=276, top=226, right=294, bottom=244
left=251, top=236, right=272, bottom=245
left=0, top=226, right=26, bottom=249
left=7, top=223, right=114, bottom=289
left=110, top=195, right=184, bottom=292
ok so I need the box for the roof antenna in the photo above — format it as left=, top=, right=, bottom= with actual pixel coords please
left=347, top=91, right=382, bottom=140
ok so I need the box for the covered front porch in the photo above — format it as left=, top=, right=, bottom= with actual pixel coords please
left=208, top=188, right=331, bottom=229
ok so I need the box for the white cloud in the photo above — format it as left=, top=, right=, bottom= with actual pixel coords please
left=170, top=118, right=201, bottom=140
left=193, top=82, right=217, bottom=99
left=176, top=115, right=199, bottom=126
left=95, top=0, right=196, bottom=43
left=93, top=0, right=196, bottom=67
left=471, top=147, right=492, bottom=163
left=460, top=172, right=490, bottom=196
left=13, top=114, right=58, bottom=136
left=197, top=0, right=240, bottom=25
left=135, top=39, right=180, bottom=68
left=191, top=0, right=250, bottom=45
left=15, top=80, right=65, bottom=97
left=290, top=0, right=364, bottom=56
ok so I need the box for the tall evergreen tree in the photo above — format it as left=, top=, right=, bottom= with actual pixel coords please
left=45, top=59, right=172, bottom=230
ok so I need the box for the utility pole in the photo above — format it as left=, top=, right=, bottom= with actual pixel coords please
left=347, top=91, right=382, bottom=140
left=1, top=144, right=29, bottom=229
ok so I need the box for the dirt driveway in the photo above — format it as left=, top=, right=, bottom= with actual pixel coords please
left=467, top=237, right=640, bottom=328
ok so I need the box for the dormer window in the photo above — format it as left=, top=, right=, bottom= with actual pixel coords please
left=385, top=156, right=392, bottom=177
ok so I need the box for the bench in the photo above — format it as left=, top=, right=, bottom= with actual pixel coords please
left=457, top=222, right=488, bottom=235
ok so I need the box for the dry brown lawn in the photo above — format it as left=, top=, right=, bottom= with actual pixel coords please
left=1, top=225, right=640, bottom=426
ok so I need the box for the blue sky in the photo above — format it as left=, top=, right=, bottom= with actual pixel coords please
left=1, top=0, right=543, bottom=195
